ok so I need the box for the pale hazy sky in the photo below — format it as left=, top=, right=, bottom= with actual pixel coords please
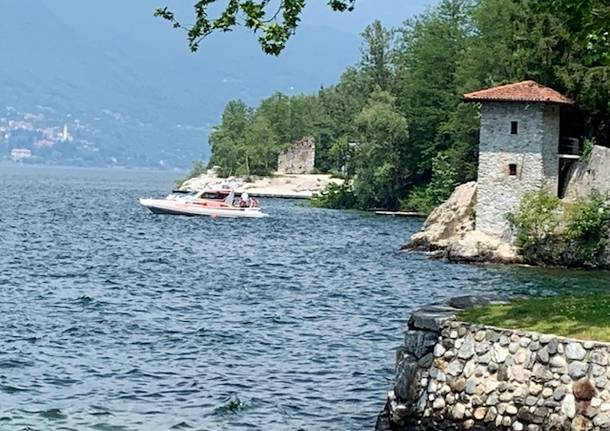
left=301, top=0, right=438, bottom=33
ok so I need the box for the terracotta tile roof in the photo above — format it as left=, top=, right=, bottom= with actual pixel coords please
left=463, top=80, right=574, bottom=105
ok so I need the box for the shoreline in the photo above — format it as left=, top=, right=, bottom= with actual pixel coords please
left=180, top=173, right=345, bottom=200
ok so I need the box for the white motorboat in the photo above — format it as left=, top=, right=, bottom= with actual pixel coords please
left=139, top=189, right=268, bottom=218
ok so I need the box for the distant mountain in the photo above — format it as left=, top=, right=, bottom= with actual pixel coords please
left=0, top=0, right=434, bottom=168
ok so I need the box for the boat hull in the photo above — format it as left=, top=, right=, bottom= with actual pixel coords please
left=139, top=198, right=268, bottom=218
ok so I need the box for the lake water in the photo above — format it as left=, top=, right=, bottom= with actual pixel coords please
left=1, top=165, right=609, bottom=431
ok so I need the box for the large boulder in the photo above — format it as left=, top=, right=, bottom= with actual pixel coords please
left=564, top=145, right=610, bottom=201
left=446, top=230, right=522, bottom=264
left=406, top=182, right=476, bottom=250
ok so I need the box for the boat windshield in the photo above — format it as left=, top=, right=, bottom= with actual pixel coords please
left=223, top=191, right=235, bottom=205
left=166, top=190, right=198, bottom=201
left=199, top=191, right=230, bottom=200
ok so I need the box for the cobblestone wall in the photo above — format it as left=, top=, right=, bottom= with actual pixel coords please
left=377, top=298, right=610, bottom=431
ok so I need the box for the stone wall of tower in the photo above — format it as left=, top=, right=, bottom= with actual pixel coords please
left=475, top=103, right=560, bottom=240
left=542, top=105, right=560, bottom=194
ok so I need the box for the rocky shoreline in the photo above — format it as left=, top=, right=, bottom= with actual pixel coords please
left=180, top=172, right=344, bottom=199
left=405, top=145, right=610, bottom=267
left=404, top=182, right=522, bottom=265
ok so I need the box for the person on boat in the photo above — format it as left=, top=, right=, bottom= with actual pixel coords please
left=240, top=192, right=250, bottom=207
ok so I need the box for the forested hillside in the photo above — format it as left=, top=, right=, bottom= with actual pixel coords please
left=207, top=0, right=609, bottom=211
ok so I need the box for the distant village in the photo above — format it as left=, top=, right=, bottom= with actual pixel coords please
left=0, top=106, right=102, bottom=165
left=4, top=122, right=75, bottom=162
left=0, top=106, right=193, bottom=169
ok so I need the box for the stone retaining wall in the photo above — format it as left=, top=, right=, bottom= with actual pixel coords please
left=376, top=297, right=610, bottom=431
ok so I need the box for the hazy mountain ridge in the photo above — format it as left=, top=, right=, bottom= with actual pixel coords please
left=0, top=0, right=432, bottom=168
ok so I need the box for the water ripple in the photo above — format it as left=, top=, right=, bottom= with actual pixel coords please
left=1, top=165, right=609, bottom=430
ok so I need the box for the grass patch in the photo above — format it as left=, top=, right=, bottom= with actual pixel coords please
left=459, top=294, right=610, bottom=343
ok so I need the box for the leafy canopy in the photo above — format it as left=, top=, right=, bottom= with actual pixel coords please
left=155, top=0, right=355, bottom=55
left=199, top=0, right=610, bottom=214
left=352, top=90, right=410, bottom=209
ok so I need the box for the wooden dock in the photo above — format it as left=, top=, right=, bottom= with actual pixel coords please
left=374, top=210, right=427, bottom=218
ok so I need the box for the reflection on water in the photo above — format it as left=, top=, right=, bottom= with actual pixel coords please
left=0, top=165, right=609, bottom=430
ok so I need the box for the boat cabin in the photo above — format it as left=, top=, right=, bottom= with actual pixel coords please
left=167, top=189, right=257, bottom=208
left=198, top=190, right=233, bottom=200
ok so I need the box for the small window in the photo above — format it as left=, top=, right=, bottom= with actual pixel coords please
left=511, top=121, right=519, bottom=135
left=509, top=164, right=518, bottom=176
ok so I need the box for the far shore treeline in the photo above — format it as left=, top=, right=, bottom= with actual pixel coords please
left=198, top=0, right=609, bottom=212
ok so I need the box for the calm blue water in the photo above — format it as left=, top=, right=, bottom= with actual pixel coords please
left=1, top=165, right=609, bottom=431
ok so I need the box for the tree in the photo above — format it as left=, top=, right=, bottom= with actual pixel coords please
left=359, top=20, right=394, bottom=92
left=240, top=114, right=279, bottom=175
left=155, top=0, right=355, bottom=55
left=316, top=68, right=370, bottom=171
left=208, top=100, right=252, bottom=176
left=548, top=0, right=610, bottom=65
left=257, top=93, right=292, bottom=145
left=401, top=151, right=458, bottom=213
left=530, top=0, right=610, bottom=142
left=352, top=91, right=410, bottom=209
left=394, top=0, right=474, bottom=180
left=456, top=0, right=523, bottom=91
left=328, top=136, right=356, bottom=177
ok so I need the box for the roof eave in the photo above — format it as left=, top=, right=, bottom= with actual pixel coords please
left=462, top=97, right=574, bottom=106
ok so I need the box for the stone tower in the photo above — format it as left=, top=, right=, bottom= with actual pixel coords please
left=464, top=80, right=574, bottom=239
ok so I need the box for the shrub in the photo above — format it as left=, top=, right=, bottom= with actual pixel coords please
left=401, top=152, right=457, bottom=214
left=311, top=182, right=357, bottom=209
left=565, top=191, right=610, bottom=267
left=329, top=169, right=348, bottom=180
left=506, top=191, right=562, bottom=254
left=581, top=137, right=595, bottom=160
left=508, top=190, right=610, bottom=268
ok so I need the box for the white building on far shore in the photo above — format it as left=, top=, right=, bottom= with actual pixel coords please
left=11, top=148, right=32, bottom=161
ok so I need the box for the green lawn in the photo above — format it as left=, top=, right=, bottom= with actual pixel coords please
left=458, top=294, right=610, bottom=343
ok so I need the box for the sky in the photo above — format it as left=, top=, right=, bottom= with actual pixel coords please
left=56, top=0, right=437, bottom=50
left=34, top=0, right=439, bottom=106
left=300, top=0, right=436, bottom=33
left=33, top=0, right=438, bottom=83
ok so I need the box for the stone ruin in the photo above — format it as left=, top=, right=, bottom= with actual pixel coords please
left=276, top=137, right=315, bottom=175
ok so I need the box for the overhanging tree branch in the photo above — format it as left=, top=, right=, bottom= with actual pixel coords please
left=154, top=0, right=356, bottom=55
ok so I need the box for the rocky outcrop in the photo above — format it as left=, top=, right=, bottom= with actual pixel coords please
left=181, top=172, right=343, bottom=199
left=406, top=182, right=521, bottom=264
left=447, top=231, right=522, bottom=265
left=407, top=182, right=477, bottom=250
left=564, top=145, right=610, bottom=202
left=277, top=137, right=316, bottom=175
left=377, top=297, right=610, bottom=431
left=405, top=146, right=610, bottom=267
